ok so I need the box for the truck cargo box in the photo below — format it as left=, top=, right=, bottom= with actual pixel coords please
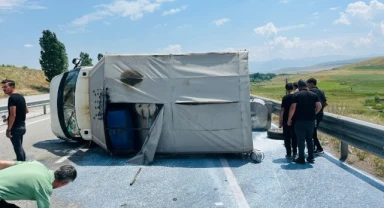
left=88, top=51, right=253, bottom=164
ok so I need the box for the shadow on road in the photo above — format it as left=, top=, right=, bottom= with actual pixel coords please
left=33, top=138, right=84, bottom=157
left=32, top=138, right=253, bottom=168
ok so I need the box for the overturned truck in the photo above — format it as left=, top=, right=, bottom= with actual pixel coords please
left=50, top=51, right=268, bottom=164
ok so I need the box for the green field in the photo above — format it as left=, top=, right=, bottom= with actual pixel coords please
left=251, top=57, right=384, bottom=179
left=250, top=57, right=384, bottom=125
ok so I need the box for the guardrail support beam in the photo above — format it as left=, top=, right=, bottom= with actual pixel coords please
left=265, top=101, right=272, bottom=129
left=340, top=141, right=349, bottom=161
left=43, top=105, right=46, bottom=115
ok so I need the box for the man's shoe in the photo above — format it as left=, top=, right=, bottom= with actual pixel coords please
left=285, top=154, right=292, bottom=159
left=306, top=157, right=315, bottom=163
left=314, top=149, right=324, bottom=154
left=293, top=158, right=305, bottom=164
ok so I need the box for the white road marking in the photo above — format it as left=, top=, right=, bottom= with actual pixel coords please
left=0, top=115, right=85, bottom=164
left=274, top=171, right=288, bottom=194
left=215, top=202, right=224, bottom=206
left=55, top=144, right=86, bottom=164
left=0, top=117, right=50, bottom=133
left=219, top=158, right=250, bottom=208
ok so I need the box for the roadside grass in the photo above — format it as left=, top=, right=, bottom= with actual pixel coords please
left=0, top=65, right=49, bottom=98
left=251, top=69, right=384, bottom=125
left=259, top=59, right=384, bottom=180
left=318, top=105, right=384, bottom=181
left=270, top=104, right=384, bottom=180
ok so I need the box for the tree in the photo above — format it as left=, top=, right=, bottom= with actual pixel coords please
left=97, top=53, right=104, bottom=61
left=79, top=52, right=93, bottom=66
left=39, top=30, right=68, bottom=82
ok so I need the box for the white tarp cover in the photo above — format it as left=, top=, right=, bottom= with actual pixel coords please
left=88, top=52, right=253, bottom=163
left=128, top=107, right=164, bottom=165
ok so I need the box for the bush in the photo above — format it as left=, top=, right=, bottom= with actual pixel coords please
left=373, top=157, right=384, bottom=177
left=356, top=149, right=368, bottom=161
left=365, top=100, right=376, bottom=106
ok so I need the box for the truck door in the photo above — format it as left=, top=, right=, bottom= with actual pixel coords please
left=88, top=61, right=109, bottom=150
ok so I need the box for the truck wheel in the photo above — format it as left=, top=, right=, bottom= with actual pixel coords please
left=267, top=128, right=284, bottom=140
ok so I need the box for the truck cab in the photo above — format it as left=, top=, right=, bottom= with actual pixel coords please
left=50, top=64, right=93, bottom=141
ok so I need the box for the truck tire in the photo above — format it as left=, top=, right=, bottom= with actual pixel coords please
left=267, top=128, right=284, bottom=140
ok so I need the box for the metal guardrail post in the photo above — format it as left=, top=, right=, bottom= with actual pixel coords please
left=265, top=101, right=272, bottom=129
left=340, top=141, right=349, bottom=161
left=43, top=105, right=46, bottom=115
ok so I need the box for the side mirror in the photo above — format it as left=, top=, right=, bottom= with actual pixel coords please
left=72, top=58, right=81, bottom=69
left=72, top=58, right=80, bottom=65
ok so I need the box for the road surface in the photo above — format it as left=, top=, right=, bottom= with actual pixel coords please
left=0, top=115, right=383, bottom=208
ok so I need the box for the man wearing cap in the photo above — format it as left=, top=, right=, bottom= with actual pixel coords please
left=287, top=79, right=322, bottom=164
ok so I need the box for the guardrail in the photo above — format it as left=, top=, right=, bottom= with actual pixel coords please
left=251, top=94, right=384, bottom=161
left=0, top=99, right=50, bottom=115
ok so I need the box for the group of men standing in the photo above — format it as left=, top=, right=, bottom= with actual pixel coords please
left=279, top=78, right=328, bottom=164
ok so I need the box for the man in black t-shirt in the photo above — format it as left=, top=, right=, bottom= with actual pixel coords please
left=287, top=80, right=322, bottom=164
left=307, top=78, right=328, bottom=154
left=1, top=79, right=28, bottom=161
left=279, top=83, right=297, bottom=158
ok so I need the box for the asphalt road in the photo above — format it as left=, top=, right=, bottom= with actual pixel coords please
left=0, top=115, right=383, bottom=208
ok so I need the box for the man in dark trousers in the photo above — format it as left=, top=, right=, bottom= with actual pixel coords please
left=1, top=79, right=28, bottom=161
left=307, top=78, right=328, bottom=154
left=287, top=80, right=322, bottom=164
left=279, top=83, right=297, bottom=158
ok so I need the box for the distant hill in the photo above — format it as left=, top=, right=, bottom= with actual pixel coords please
left=337, top=56, right=384, bottom=71
left=0, top=65, right=49, bottom=98
left=249, top=54, right=384, bottom=73
left=273, top=57, right=371, bottom=74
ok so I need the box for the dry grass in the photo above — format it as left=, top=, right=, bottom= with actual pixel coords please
left=313, top=104, right=384, bottom=180
left=272, top=111, right=384, bottom=180
left=0, top=65, right=49, bottom=98
left=319, top=132, right=384, bottom=181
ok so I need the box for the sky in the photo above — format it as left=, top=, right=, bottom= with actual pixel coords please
left=1, top=0, right=384, bottom=69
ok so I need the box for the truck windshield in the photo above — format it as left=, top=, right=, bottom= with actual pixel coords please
left=60, top=69, right=81, bottom=138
